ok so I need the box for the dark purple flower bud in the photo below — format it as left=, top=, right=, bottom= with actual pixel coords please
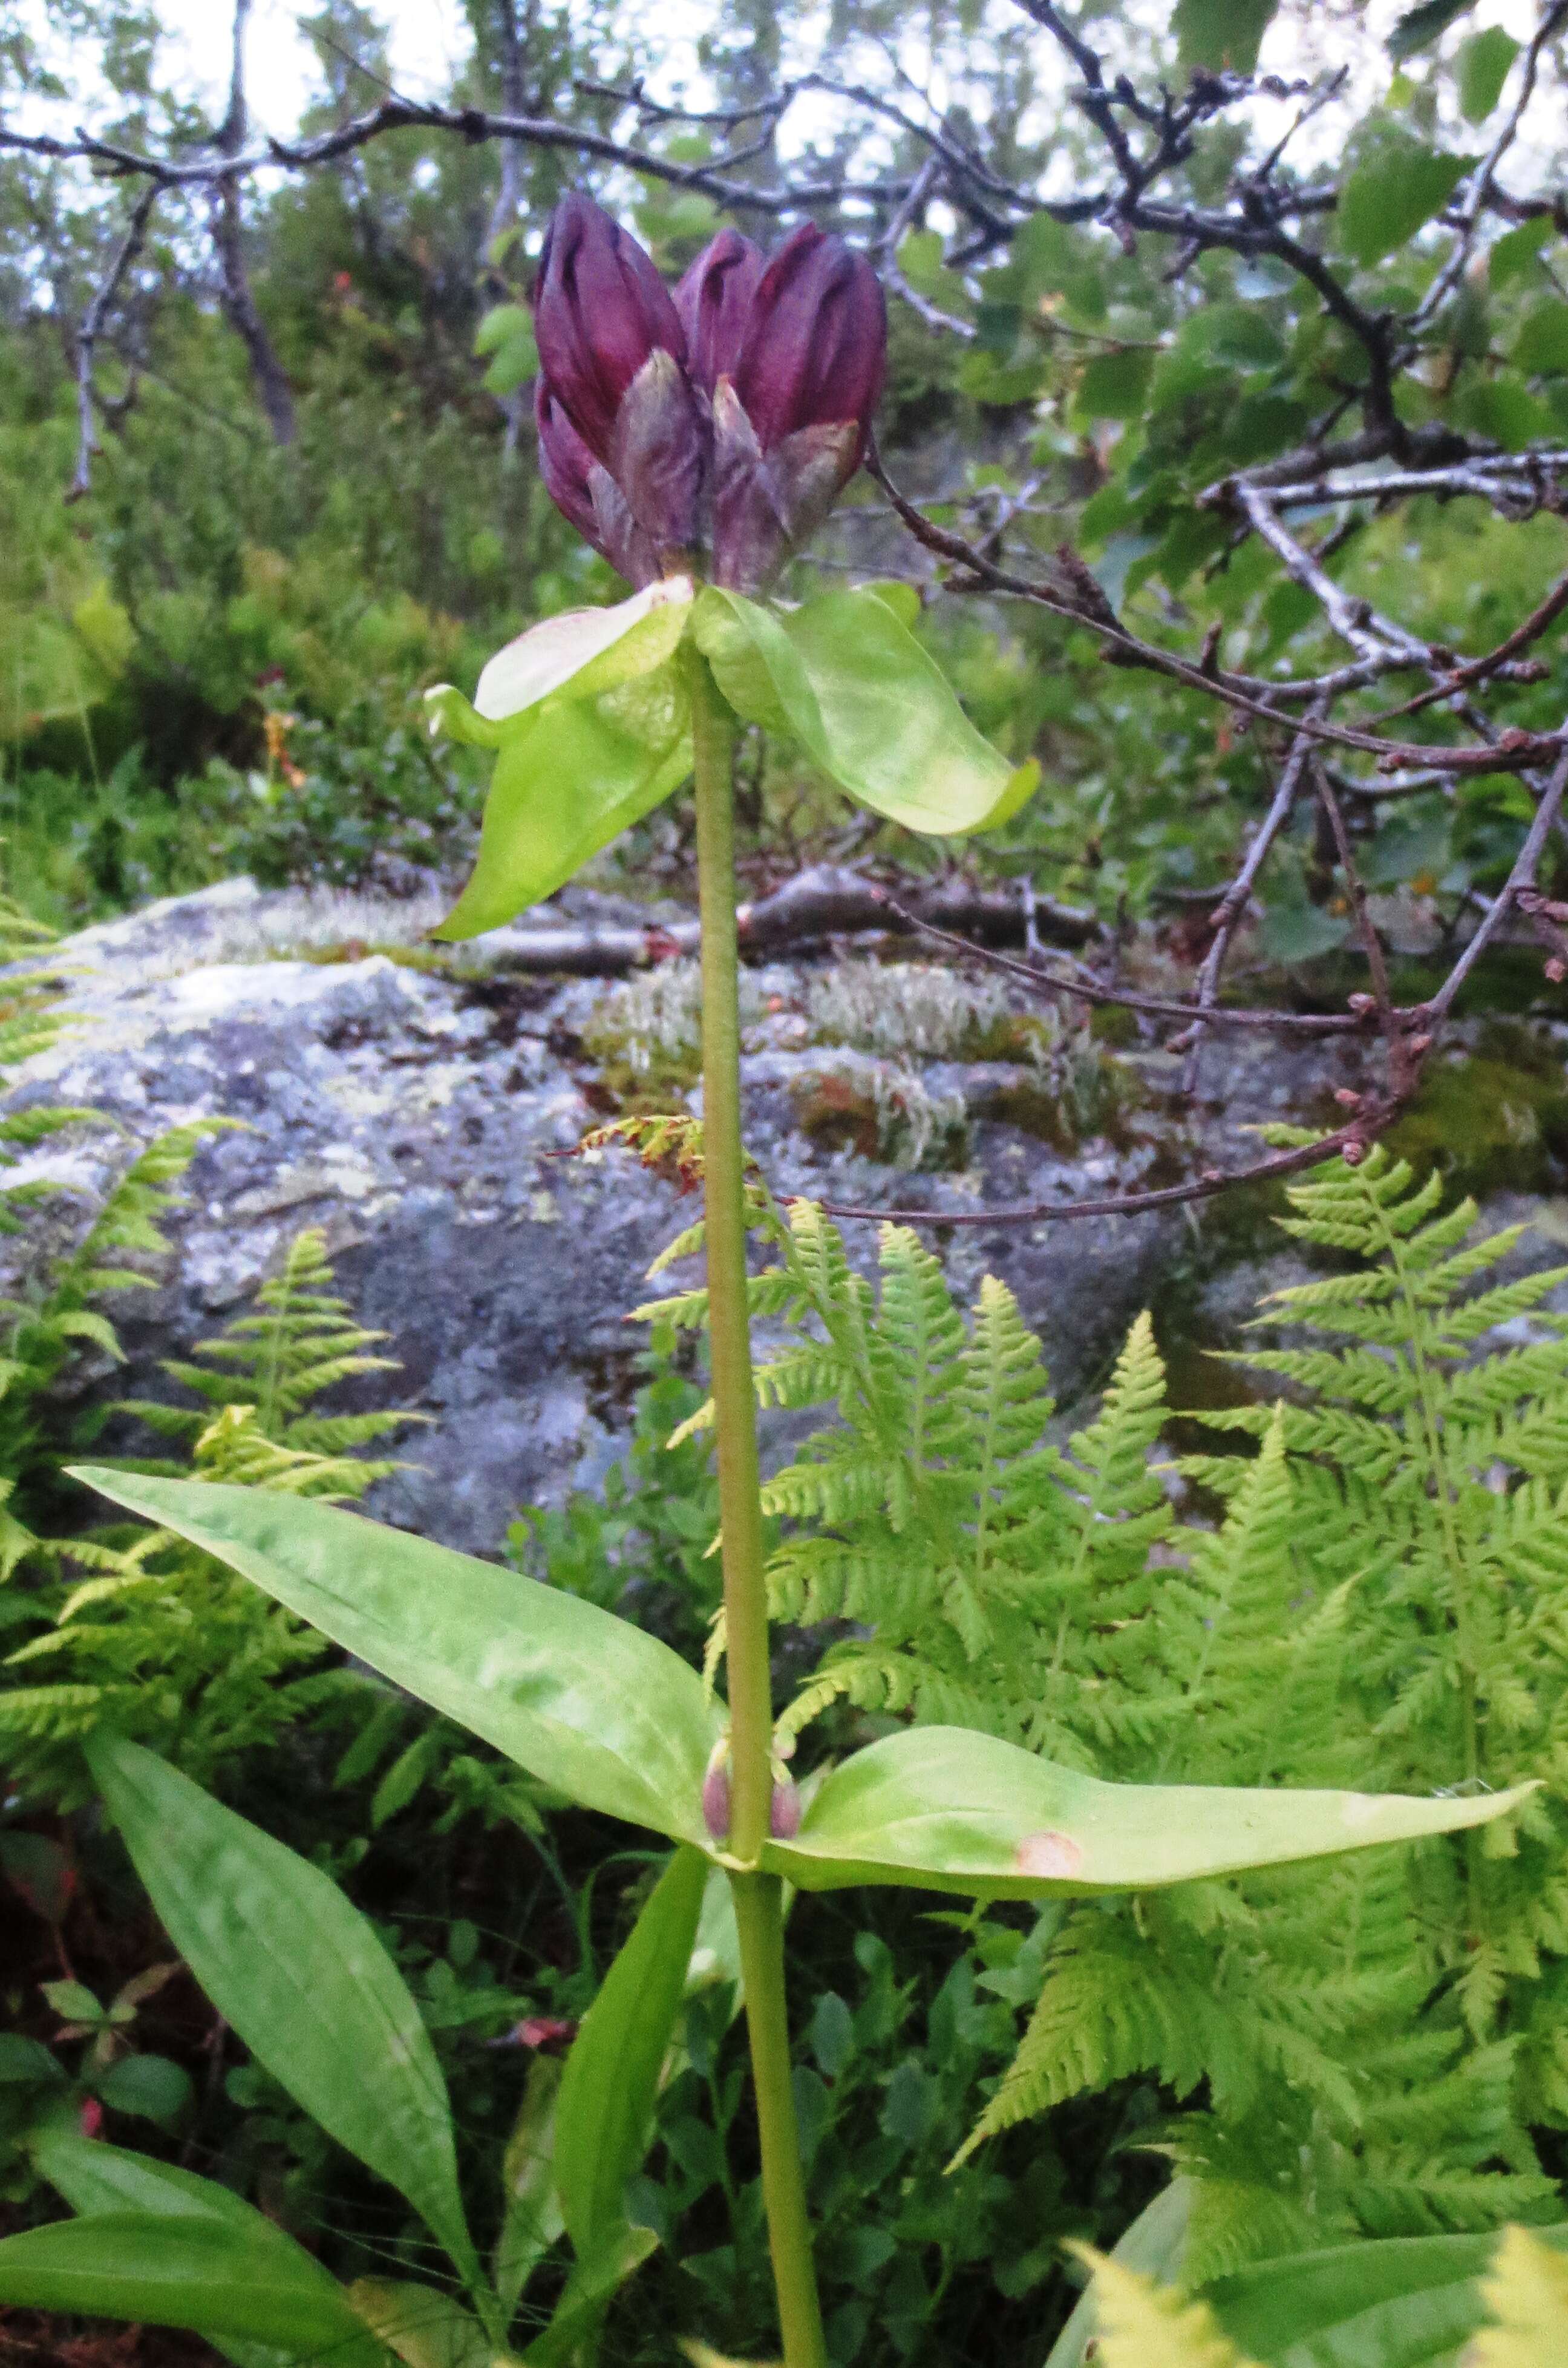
left=532, top=194, right=705, bottom=566
left=674, top=229, right=766, bottom=394
left=534, top=382, right=658, bottom=587
left=734, top=224, right=886, bottom=468
left=707, top=223, right=887, bottom=592
left=533, top=192, right=688, bottom=458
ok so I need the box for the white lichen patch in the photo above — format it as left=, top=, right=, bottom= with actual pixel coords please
left=795, top=1047, right=970, bottom=1172
left=583, top=960, right=765, bottom=1082
left=807, top=960, right=1013, bottom=1061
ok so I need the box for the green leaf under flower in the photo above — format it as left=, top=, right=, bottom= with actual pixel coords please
left=434, top=700, right=691, bottom=939
left=426, top=579, right=696, bottom=937
left=694, top=584, right=1037, bottom=836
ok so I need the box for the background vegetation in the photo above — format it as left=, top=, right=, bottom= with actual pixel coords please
left=8, top=1, right=1568, bottom=2361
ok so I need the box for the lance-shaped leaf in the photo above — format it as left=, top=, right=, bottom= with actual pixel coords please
left=71, top=1469, right=719, bottom=1845
left=87, top=1733, right=478, bottom=2288
left=760, top=1726, right=1537, bottom=1899
left=31, top=2131, right=334, bottom=2368
left=34, top=2127, right=284, bottom=2236
left=694, top=584, right=1037, bottom=836
left=1204, top=2223, right=1568, bottom=2366
left=428, top=581, right=694, bottom=937
left=0, top=2213, right=386, bottom=2363
left=556, top=1845, right=708, bottom=2261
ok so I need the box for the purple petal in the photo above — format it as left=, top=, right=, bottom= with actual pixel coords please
left=532, top=192, right=688, bottom=462
left=674, top=228, right=767, bottom=394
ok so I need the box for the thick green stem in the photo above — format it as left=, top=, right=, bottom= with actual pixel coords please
left=731, top=1872, right=826, bottom=2368
left=690, top=650, right=827, bottom=2368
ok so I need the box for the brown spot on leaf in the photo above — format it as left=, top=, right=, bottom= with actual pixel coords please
left=1014, top=1829, right=1083, bottom=1879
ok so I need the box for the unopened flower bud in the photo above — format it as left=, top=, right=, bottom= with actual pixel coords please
left=769, top=1776, right=803, bottom=1840
left=532, top=193, right=704, bottom=567
left=675, top=228, right=766, bottom=392
left=534, top=383, right=657, bottom=587
left=701, top=1739, right=802, bottom=1844
left=734, top=223, right=887, bottom=465
left=526, top=197, right=886, bottom=590
left=709, top=223, right=887, bottom=592
left=702, top=1741, right=731, bottom=1842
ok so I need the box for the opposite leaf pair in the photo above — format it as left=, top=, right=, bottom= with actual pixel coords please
left=424, top=578, right=1038, bottom=938
left=64, top=1472, right=1534, bottom=1902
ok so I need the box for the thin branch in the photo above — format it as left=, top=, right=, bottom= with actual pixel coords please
left=0, top=100, right=916, bottom=221
left=67, top=183, right=158, bottom=500
left=1233, top=485, right=1429, bottom=666
left=207, top=0, right=295, bottom=443
left=1177, top=710, right=1325, bottom=1092
left=875, top=895, right=1372, bottom=1038
left=1316, top=767, right=1395, bottom=1025
left=1426, top=731, right=1568, bottom=1021
left=1408, top=0, right=1568, bottom=334
left=803, top=1107, right=1398, bottom=1229
left=1372, top=565, right=1568, bottom=724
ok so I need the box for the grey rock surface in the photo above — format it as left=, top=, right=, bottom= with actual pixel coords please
left=7, top=878, right=1565, bottom=1555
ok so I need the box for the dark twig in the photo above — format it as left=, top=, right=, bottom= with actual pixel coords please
left=1176, top=713, right=1325, bottom=1093
left=67, top=184, right=158, bottom=500
left=207, top=0, right=295, bottom=443
left=1426, top=733, right=1568, bottom=1022
left=804, top=1108, right=1400, bottom=1229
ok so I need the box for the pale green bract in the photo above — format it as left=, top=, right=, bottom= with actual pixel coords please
left=430, top=580, right=696, bottom=935
left=423, top=577, right=1037, bottom=939
left=68, top=1470, right=1537, bottom=1903
left=694, top=585, right=1039, bottom=837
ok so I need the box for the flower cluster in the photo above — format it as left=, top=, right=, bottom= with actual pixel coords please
left=531, top=194, right=886, bottom=594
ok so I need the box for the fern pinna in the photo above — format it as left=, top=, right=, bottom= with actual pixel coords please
left=639, top=1145, right=1568, bottom=2276
left=0, top=1228, right=416, bottom=1798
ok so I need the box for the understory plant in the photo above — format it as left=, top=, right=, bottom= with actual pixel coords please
left=643, top=1143, right=1568, bottom=2286
left=0, top=1226, right=416, bottom=1800
left=0, top=197, right=1545, bottom=2368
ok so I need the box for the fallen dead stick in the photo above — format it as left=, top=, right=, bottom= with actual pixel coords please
left=478, top=863, right=1098, bottom=975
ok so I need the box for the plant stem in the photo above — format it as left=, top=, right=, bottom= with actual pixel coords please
left=689, top=648, right=828, bottom=2368
left=731, top=1871, right=826, bottom=2367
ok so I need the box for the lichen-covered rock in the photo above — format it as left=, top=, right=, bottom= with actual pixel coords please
left=6, top=877, right=1559, bottom=1557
